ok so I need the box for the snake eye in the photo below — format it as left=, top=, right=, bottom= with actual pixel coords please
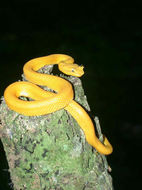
left=72, top=69, right=75, bottom=72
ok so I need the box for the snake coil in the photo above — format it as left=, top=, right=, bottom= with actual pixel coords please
left=4, top=54, right=113, bottom=155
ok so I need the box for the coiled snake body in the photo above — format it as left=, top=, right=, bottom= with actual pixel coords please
left=4, top=54, right=113, bottom=155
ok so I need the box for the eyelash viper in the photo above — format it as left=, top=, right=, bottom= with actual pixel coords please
left=4, top=54, right=113, bottom=155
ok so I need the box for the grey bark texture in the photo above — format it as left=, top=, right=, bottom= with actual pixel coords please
left=0, top=65, right=113, bottom=190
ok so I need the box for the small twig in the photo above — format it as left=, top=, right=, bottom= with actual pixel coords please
left=94, top=116, right=109, bottom=170
left=94, top=116, right=103, bottom=142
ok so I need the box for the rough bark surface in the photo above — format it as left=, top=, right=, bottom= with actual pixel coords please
left=0, top=66, right=113, bottom=190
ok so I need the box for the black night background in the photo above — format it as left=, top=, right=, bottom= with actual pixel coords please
left=0, top=1, right=141, bottom=190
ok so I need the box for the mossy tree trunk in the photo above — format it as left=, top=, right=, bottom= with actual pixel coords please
left=0, top=66, right=113, bottom=190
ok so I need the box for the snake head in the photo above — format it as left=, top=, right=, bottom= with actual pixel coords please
left=59, top=62, right=84, bottom=77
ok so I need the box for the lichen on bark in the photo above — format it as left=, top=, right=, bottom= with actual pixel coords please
left=0, top=65, right=113, bottom=190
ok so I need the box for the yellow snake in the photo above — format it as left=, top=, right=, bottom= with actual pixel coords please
left=4, top=54, right=113, bottom=155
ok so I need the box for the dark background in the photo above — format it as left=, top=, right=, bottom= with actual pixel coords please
left=0, top=0, right=141, bottom=189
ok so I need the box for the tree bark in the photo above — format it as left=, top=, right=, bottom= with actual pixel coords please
left=0, top=66, right=113, bottom=190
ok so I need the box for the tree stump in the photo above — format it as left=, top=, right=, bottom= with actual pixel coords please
left=0, top=65, right=113, bottom=190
